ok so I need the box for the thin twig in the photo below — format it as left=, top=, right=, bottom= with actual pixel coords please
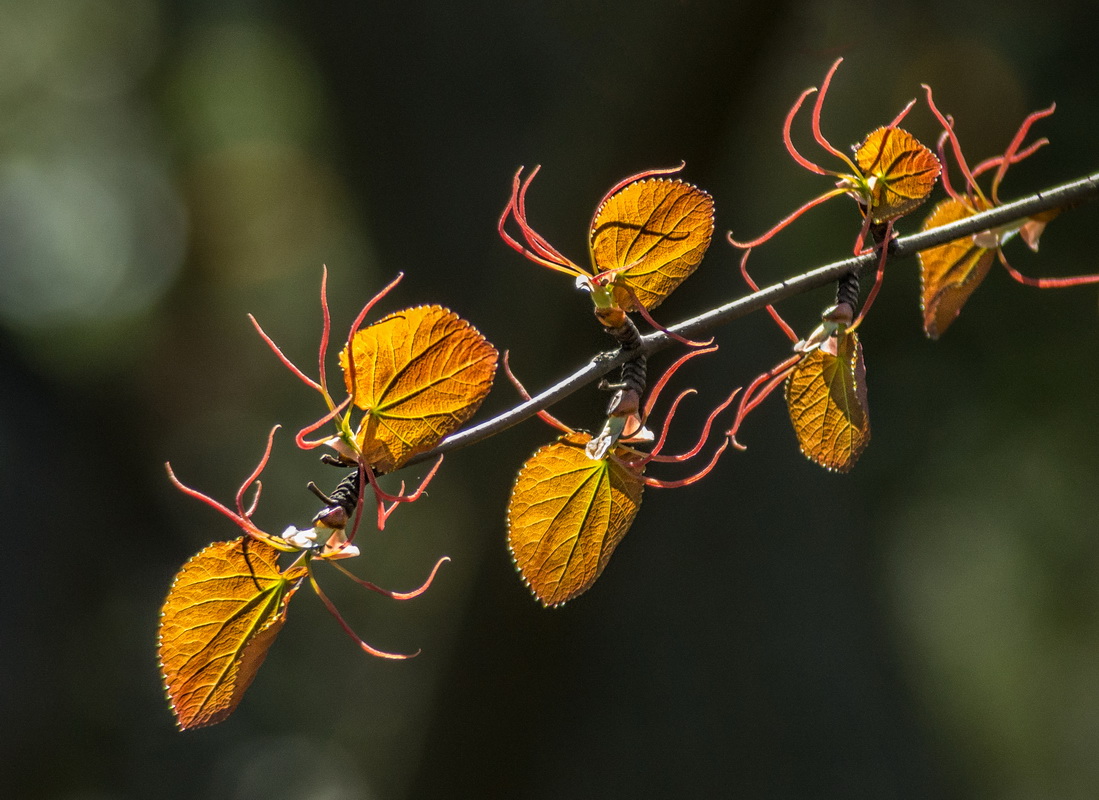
left=396, top=171, right=1099, bottom=467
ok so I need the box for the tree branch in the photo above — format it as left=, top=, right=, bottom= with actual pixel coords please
left=396, top=170, right=1098, bottom=468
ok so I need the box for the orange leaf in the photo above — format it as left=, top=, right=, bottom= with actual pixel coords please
left=507, top=432, right=644, bottom=607
left=785, top=331, right=870, bottom=472
left=854, top=127, right=940, bottom=222
left=917, top=197, right=995, bottom=339
left=589, top=178, right=714, bottom=311
left=158, top=537, right=307, bottom=730
left=340, top=306, right=498, bottom=472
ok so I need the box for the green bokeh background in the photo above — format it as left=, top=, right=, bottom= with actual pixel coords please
left=2, top=1, right=1097, bottom=797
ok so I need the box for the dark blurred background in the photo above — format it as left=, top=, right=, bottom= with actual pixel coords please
left=2, top=1, right=1098, bottom=797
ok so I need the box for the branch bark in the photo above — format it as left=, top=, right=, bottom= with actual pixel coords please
left=399, top=170, right=1099, bottom=467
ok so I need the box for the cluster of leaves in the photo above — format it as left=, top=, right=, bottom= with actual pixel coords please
left=159, top=277, right=496, bottom=729
left=499, top=164, right=737, bottom=605
left=160, top=58, right=1096, bottom=729
left=722, top=58, right=1096, bottom=473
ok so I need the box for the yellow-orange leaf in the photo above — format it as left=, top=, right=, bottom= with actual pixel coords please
left=589, top=179, right=714, bottom=311
left=785, top=331, right=870, bottom=472
left=854, top=127, right=940, bottom=222
left=340, top=306, right=498, bottom=472
left=158, top=537, right=306, bottom=730
left=917, top=197, right=995, bottom=339
left=507, top=432, right=644, bottom=607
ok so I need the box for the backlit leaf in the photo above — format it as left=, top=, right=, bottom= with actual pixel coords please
left=507, top=432, right=644, bottom=607
left=340, top=306, right=498, bottom=472
left=785, top=331, right=870, bottom=472
left=158, top=537, right=307, bottom=730
left=590, top=179, right=714, bottom=311
left=854, top=127, right=940, bottom=222
left=917, top=197, right=995, bottom=339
